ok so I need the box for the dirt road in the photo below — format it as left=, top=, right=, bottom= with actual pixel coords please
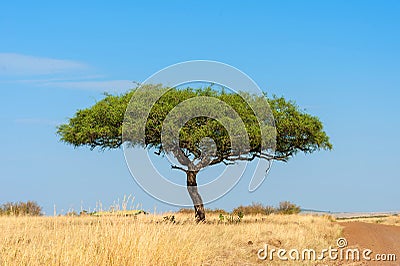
left=340, top=221, right=400, bottom=265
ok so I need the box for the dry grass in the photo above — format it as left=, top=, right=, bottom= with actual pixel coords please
left=0, top=214, right=342, bottom=265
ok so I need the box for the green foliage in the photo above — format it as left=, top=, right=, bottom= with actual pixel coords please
left=276, top=201, right=301, bottom=215
left=268, top=96, right=333, bottom=160
left=57, top=85, right=332, bottom=166
left=57, top=92, right=132, bottom=150
left=0, top=201, right=43, bottom=216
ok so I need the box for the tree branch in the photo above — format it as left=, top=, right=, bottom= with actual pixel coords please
left=228, top=151, right=290, bottom=162
left=222, top=160, right=236, bottom=166
left=171, top=165, right=188, bottom=172
left=172, top=147, right=193, bottom=168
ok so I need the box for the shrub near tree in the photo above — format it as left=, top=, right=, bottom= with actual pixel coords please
left=276, top=201, right=301, bottom=214
left=232, top=201, right=301, bottom=215
left=233, top=202, right=274, bottom=215
left=180, top=201, right=300, bottom=216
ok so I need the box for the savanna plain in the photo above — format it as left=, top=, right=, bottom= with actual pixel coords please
left=0, top=213, right=343, bottom=266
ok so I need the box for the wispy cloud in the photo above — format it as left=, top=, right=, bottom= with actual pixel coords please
left=0, top=53, right=88, bottom=76
left=0, top=53, right=134, bottom=92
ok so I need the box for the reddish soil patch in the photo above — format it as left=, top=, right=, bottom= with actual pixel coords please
left=340, top=222, right=400, bottom=265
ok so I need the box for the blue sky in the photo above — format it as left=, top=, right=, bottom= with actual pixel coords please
left=1, top=1, right=399, bottom=215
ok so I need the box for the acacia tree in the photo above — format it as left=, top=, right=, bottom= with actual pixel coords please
left=57, top=85, right=332, bottom=222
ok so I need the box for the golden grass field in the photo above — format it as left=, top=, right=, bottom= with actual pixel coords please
left=0, top=213, right=342, bottom=266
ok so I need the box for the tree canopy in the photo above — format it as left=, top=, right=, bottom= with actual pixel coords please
left=58, top=85, right=332, bottom=163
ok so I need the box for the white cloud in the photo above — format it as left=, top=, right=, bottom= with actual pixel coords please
left=0, top=53, right=88, bottom=76
left=0, top=53, right=134, bottom=92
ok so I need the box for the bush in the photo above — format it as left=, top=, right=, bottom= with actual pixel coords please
left=178, top=201, right=301, bottom=217
left=276, top=201, right=301, bottom=215
left=265, top=205, right=276, bottom=215
left=232, top=202, right=275, bottom=215
left=0, top=201, right=43, bottom=216
left=232, top=201, right=300, bottom=215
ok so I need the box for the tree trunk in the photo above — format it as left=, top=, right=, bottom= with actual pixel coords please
left=186, top=171, right=206, bottom=222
